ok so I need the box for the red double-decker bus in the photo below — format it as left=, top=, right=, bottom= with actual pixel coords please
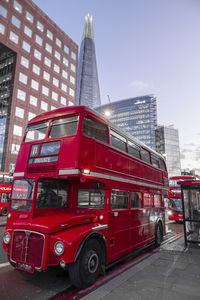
left=168, top=176, right=195, bottom=222
left=0, top=172, right=13, bottom=216
left=3, top=106, right=168, bottom=288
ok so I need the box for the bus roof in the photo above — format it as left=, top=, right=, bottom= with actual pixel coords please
left=28, top=106, right=165, bottom=162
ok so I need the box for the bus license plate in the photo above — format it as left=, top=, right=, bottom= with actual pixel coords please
left=16, top=262, right=34, bottom=273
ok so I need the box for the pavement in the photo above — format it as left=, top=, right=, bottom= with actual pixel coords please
left=0, top=216, right=7, bottom=227
left=82, top=235, right=200, bottom=300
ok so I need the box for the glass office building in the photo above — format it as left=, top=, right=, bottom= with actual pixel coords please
left=76, top=14, right=101, bottom=108
left=0, top=0, right=78, bottom=172
left=156, top=125, right=181, bottom=176
left=96, top=95, right=157, bottom=149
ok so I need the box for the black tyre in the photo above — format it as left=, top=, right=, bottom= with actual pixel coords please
left=69, top=239, right=102, bottom=289
left=155, top=222, right=163, bottom=247
left=1, top=207, right=8, bottom=216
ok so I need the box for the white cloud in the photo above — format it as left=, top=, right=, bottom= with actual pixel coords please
left=129, top=80, right=149, bottom=89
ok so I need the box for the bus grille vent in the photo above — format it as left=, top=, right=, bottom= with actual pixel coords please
left=11, top=230, right=44, bottom=268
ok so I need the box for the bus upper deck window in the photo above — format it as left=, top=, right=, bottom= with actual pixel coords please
left=49, top=116, right=78, bottom=138
left=82, top=117, right=108, bottom=144
left=25, top=122, right=48, bottom=142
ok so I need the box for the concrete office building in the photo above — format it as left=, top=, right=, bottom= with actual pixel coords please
left=156, top=125, right=181, bottom=177
left=76, top=13, right=101, bottom=108
left=0, top=0, right=78, bottom=172
left=96, top=95, right=157, bottom=149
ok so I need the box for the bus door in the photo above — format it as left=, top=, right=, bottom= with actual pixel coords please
left=129, top=192, right=143, bottom=248
left=108, top=190, right=130, bottom=261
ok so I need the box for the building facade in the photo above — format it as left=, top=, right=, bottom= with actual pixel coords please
left=0, top=0, right=78, bottom=172
left=76, top=14, right=101, bottom=108
left=96, top=95, right=157, bottom=149
left=156, top=125, right=181, bottom=177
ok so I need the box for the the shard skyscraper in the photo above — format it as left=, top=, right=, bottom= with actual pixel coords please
left=76, top=14, right=101, bottom=108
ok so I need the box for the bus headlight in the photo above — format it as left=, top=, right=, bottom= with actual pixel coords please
left=3, top=232, right=11, bottom=244
left=54, top=241, right=64, bottom=255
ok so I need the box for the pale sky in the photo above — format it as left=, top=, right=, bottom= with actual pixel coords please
left=33, top=0, right=200, bottom=173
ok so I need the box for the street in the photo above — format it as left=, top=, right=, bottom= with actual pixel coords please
left=0, top=220, right=185, bottom=300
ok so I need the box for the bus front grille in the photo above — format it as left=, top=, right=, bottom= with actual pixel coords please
left=11, top=230, right=44, bottom=269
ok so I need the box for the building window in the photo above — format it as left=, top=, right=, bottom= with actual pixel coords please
left=35, top=35, right=43, bottom=46
left=15, top=107, right=24, bottom=119
left=54, top=64, right=60, bottom=74
left=52, top=91, right=58, bottom=101
left=70, top=63, right=76, bottom=72
left=70, top=75, right=75, bottom=85
left=13, top=0, right=22, bottom=13
left=54, top=50, right=61, bottom=61
left=34, top=49, right=41, bottom=60
left=56, top=38, right=61, bottom=48
left=51, top=105, right=56, bottom=110
left=62, top=70, right=68, bottom=79
left=13, top=125, right=22, bottom=136
left=11, top=144, right=20, bottom=155
left=11, top=15, right=21, bottom=28
left=63, top=57, right=68, bottom=67
left=30, top=95, right=37, bottom=106
left=32, top=64, right=40, bottom=76
left=28, top=112, right=36, bottom=121
left=52, top=77, right=59, bottom=87
left=71, top=51, right=76, bottom=61
left=17, top=89, right=26, bottom=101
left=64, top=45, right=69, bottom=54
left=22, top=40, right=31, bottom=52
left=61, top=83, right=67, bottom=92
left=26, top=11, right=33, bottom=23
left=0, top=5, right=7, bottom=18
left=47, top=29, right=53, bottom=40
left=42, top=85, right=49, bottom=96
left=45, top=43, right=52, bottom=54
left=44, top=57, right=51, bottom=68
left=9, top=31, right=19, bottom=44
left=37, top=21, right=44, bottom=32
left=68, top=101, right=74, bottom=106
left=41, top=101, right=48, bottom=111
left=24, top=25, right=32, bottom=38
left=19, top=72, right=28, bottom=85
left=69, top=88, right=74, bottom=97
left=60, top=96, right=66, bottom=105
left=43, top=71, right=50, bottom=82
left=31, top=79, right=39, bottom=91
left=20, top=56, right=29, bottom=69
left=0, top=23, right=5, bottom=35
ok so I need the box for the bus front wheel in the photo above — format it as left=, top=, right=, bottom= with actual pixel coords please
left=155, top=222, right=163, bottom=247
left=69, top=239, right=101, bottom=289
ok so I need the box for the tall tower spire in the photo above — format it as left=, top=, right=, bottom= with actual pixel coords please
left=76, top=14, right=101, bottom=108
